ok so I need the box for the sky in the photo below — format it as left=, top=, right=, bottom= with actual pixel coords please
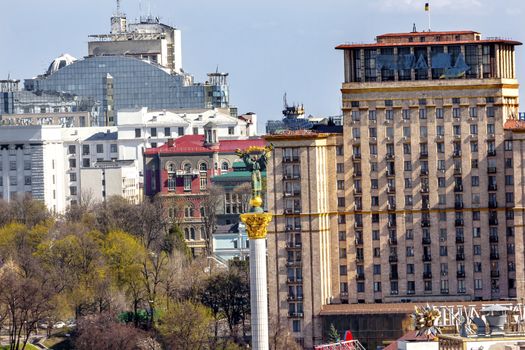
left=0, top=0, right=524, bottom=133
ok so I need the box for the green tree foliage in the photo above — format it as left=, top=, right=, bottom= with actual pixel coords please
left=157, top=301, right=213, bottom=350
left=328, top=323, right=341, bottom=343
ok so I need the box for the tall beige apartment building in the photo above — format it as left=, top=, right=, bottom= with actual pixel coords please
left=265, top=30, right=523, bottom=348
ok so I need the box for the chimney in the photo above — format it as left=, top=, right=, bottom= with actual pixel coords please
left=167, top=138, right=175, bottom=148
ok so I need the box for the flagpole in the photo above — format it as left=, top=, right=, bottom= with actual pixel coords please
left=427, top=1, right=431, bottom=31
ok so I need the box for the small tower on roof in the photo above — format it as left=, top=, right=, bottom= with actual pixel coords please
left=111, top=0, right=127, bottom=34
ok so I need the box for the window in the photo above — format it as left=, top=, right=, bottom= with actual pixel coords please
left=438, top=177, right=445, bottom=188
left=473, top=245, right=481, bottom=255
left=487, top=106, right=495, bottom=118
left=419, top=109, right=427, bottom=119
left=371, top=179, right=378, bottom=189
left=405, top=178, right=412, bottom=188
left=228, top=127, right=234, bottom=135
left=69, top=159, right=76, bottom=168
left=292, top=320, right=301, bottom=333
left=200, top=176, right=207, bottom=190
left=506, top=175, right=514, bottom=186
left=504, top=140, right=513, bottom=151
left=407, top=281, right=415, bottom=294
left=406, top=246, right=414, bottom=257
left=470, top=124, right=478, bottom=135
left=470, top=142, right=478, bottom=152
left=82, top=159, right=90, bottom=168
left=472, top=211, right=480, bottom=220
left=337, top=197, right=345, bottom=207
left=221, top=162, right=229, bottom=171
left=135, top=128, right=141, bottom=138
left=471, top=176, right=479, bottom=187
left=403, top=143, right=411, bottom=155
left=370, top=162, right=378, bottom=172
left=438, top=194, right=446, bottom=205
left=373, top=265, right=381, bottom=275
left=440, top=246, right=448, bottom=256
left=469, top=107, right=478, bottom=118
left=471, top=159, right=478, bottom=168
left=24, top=176, right=31, bottom=186
left=357, top=282, right=365, bottom=293
left=69, top=173, right=77, bottom=182
left=436, top=108, right=444, bottom=119
left=402, top=109, right=410, bottom=121
left=339, top=265, right=347, bottom=275
left=337, top=180, right=345, bottom=190
left=406, top=229, right=413, bottom=240
left=386, top=110, right=394, bottom=120
left=96, top=144, right=104, bottom=153
left=369, top=110, right=377, bottom=121
left=68, top=145, right=76, bottom=154
left=351, top=111, right=360, bottom=121
left=404, top=161, right=412, bottom=171
left=184, top=206, right=195, bottom=217
left=437, top=143, right=444, bottom=153
left=352, top=128, right=360, bottom=139
left=23, top=160, right=31, bottom=170
left=372, top=230, right=380, bottom=240
left=473, top=227, right=481, bottom=237
left=184, top=176, right=192, bottom=191
left=151, top=128, right=157, bottom=137
left=373, top=282, right=382, bottom=292
left=110, top=144, right=118, bottom=153
left=474, top=262, right=482, bottom=272
left=177, top=127, right=184, bottom=136
left=69, top=186, right=77, bottom=196
left=336, top=163, right=344, bottom=173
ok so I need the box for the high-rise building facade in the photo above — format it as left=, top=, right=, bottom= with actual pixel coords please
left=266, top=30, right=523, bottom=348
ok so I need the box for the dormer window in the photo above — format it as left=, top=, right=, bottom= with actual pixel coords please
left=420, top=37, right=425, bottom=42
left=408, top=37, right=414, bottom=42
left=455, top=35, right=461, bottom=41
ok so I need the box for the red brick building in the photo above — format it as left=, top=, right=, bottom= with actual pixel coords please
left=144, top=124, right=264, bottom=255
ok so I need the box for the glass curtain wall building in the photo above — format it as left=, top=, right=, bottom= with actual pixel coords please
left=25, top=56, right=230, bottom=126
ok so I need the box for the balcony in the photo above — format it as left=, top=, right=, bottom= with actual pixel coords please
left=352, top=171, right=362, bottom=178
left=389, top=255, right=398, bottom=263
left=441, top=289, right=449, bottom=294
left=489, top=201, right=498, bottom=208
left=288, top=312, right=304, bottom=318
left=386, top=153, right=395, bottom=160
left=490, top=253, right=500, bottom=260
left=387, top=186, right=396, bottom=194
left=423, top=254, right=432, bottom=262
left=489, top=235, right=499, bottom=243
left=422, top=237, right=431, bottom=245
left=455, top=219, right=464, bottom=227
left=454, top=185, right=463, bottom=192
left=454, top=168, right=462, bottom=175
left=419, top=152, right=428, bottom=159
left=388, top=238, right=398, bottom=245
left=355, top=238, right=364, bottom=245
left=284, top=191, right=300, bottom=197
left=386, top=170, right=395, bottom=177
left=283, top=157, right=300, bottom=163
left=353, top=188, right=362, bottom=195
left=352, top=154, right=362, bottom=160
left=488, top=184, right=497, bottom=191
left=284, top=173, right=301, bottom=180
left=389, top=272, right=399, bottom=280
left=491, top=271, right=500, bottom=277
left=422, top=202, right=430, bottom=210
left=488, top=150, right=497, bottom=157
left=355, top=256, right=364, bottom=263
left=453, top=150, right=462, bottom=158
left=388, top=220, right=396, bottom=228
left=285, top=225, right=301, bottom=232
left=354, top=203, right=363, bottom=211
left=286, top=241, right=302, bottom=249
left=487, top=167, right=497, bottom=174
left=423, top=272, right=432, bottom=279
left=287, top=294, right=303, bottom=301
left=456, top=253, right=465, bottom=261
left=455, top=236, right=464, bottom=244
left=286, top=260, right=302, bottom=267
left=420, top=187, right=429, bottom=193
left=356, top=273, right=365, bottom=281
left=421, top=220, right=431, bottom=227
left=420, top=169, right=429, bottom=176
left=455, top=202, right=464, bottom=209
left=457, top=271, right=466, bottom=278
left=489, top=218, right=499, bottom=226
left=284, top=209, right=294, bottom=215
left=354, top=222, right=363, bottom=228
left=388, top=203, right=396, bottom=211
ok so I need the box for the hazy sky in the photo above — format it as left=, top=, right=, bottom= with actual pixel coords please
left=0, top=0, right=523, bottom=132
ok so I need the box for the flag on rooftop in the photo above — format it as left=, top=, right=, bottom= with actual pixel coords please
left=425, top=2, right=429, bottom=11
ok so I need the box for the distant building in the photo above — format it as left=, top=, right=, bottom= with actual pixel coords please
left=143, top=124, right=265, bottom=255
left=212, top=222, right=249, bottom=262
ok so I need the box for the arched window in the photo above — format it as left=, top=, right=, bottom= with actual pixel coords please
left=166, top=162, right=176, bottom=172
left=199, top=162, right=208, bottom=171
left=183, top=163, right=192, bottom=172
left=200, top=206, right=205, bottom=217
left=184, top=228, right=190, bottom=240
left=200, top=227, right=205, bottom=240
left=185, top=205, right=194, bottom=218
left=221, top=161, right=229, bottom=171
left=190, top=227, right=196, bottom=240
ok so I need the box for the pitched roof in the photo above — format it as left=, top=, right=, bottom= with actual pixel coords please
left=143, top=135, right=266, bottom=155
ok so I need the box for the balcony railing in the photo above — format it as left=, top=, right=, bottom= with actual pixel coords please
left=489, top=218, right=499, bottom=226
left=454, top=185, right=463, bottom=192
left=420, top=169, right=429, bottom=176
left=421, top=220, right=431, bottom=227
left=489, top=235, right=499, bottom=243
left=388, top=238, right=397, bottom=245
left=420, top=152, right=428, bottom=159
left=389, top=255, right=398, bottom=263
left=489, top=201, right=498, bottom=208
left=423, top=254, right=432, bottom=262
left=488, top=150, right=497, bottom=157
left=455, top=236, right=464, bottom=244
left=456, top=253, right=465, bottom=261
left=453, top=151, right=462, bottom=157
left=488, top=184, right=497, bottom=191
left=487, top=167, right=497, bottom=173
left=455, top=202, right=464, bottom=209
left=283, top=157, right=300, bottom=163
left=457, top=271, right=466, bottom=278
left=356, top=273, right=365, bottom=281
left=389, top=272, right=399, bottom=280
left=420, top=187, right=429, bottom=193
left=490, top=253, right=500, bottom=260
left=455, top=219, right=464, bottom=227
left=422, top=237, right=431, bottom=245
left=423, top=272, right=432, bottom=279
left=491, top=271, right=500, bottom=277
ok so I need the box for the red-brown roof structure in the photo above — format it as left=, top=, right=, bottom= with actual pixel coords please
left=143, top=135, right=266, bottom=155
left=504, top=119, right=525, bottom=131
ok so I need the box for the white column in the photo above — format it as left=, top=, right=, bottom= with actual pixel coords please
left=250, top=238, right=269, bottom=350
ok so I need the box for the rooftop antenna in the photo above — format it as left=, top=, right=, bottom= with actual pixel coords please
left=283, top=93, right=288, bottom=109
left=116, top=0, right=122, bottom=16
left=216, top=65, right=219, bottom=74
left=139, top=0, right=142, bottom=17
left=425, top=1, right=431, bottom=31
left=412, top=23, right=417, bottom=33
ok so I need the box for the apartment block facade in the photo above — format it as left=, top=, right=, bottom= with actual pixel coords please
left=266, top=30, right=523, bottom=348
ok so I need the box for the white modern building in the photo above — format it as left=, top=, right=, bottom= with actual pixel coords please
left=212, top=222, right=249, bottom=261
left=117, top=107, right=257, bottom=175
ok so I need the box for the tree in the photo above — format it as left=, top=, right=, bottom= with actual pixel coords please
left=75, top=313, right=157, bottom=350
left=328, top=323, right=341, bottom=343
left=269, top=322, right=302, bottom=350
left=103, top=230, right=148, bottom=327
left=0, top=261, right=55, bottom=350
left=200, top=270, right=250, bottom=341
left=8, top=195, right=51, bottom=228
left=199, top=185, right=224, bottom=256
left=157, top=301, right=213, bottom=350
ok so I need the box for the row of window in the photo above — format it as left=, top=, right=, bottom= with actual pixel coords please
left=0, top=160, right=32, bottom=171
left=350, top=106, right=496, bottom=122
left=354, top=124, right=504, bottom=139
left=0, top=176, right=32, bottom=186
left=68, top=144, right=118, bottom=155
left=349, top=98, right=496, bottom=109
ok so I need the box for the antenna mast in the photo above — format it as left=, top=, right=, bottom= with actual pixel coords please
left=116, top=0, right=123, bottom=16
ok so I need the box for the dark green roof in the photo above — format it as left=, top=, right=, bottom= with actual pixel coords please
left=212, top=171, right=266, bottom=182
